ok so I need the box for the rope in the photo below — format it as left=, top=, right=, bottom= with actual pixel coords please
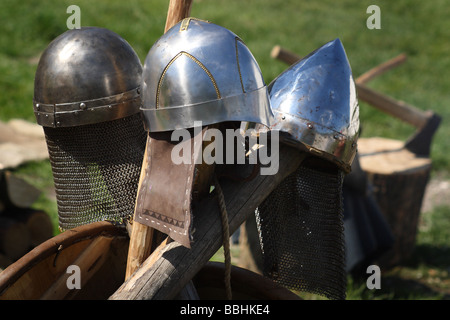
left=213, top=174, right=232, bottom=300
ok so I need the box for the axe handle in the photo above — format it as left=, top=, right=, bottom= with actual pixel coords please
left=271, top=46, right=430, bottom=129
left=125, top=0, right=193, bottom=280
left=356, top=53, right=407, bottom=84
left=356, top=83, right=429, bottom=129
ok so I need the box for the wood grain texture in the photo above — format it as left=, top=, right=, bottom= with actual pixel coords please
left=110, top=145, right=303, bottom=300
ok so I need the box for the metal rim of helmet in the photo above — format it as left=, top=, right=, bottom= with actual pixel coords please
left=33, top=27, right=143, bottom=128
left=267, top=38, right=360, bottom=172
left=140, top=17, right=273, bottom=132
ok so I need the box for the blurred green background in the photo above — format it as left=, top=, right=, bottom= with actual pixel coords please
left=0, top=0, right=449, bottom=299
left=1, top=0, right=449, bottom=169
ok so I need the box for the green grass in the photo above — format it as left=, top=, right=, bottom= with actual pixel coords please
left=1, top=0, right=449, bottom=169
left=214, top=204, right=450, bottom=300
left=1, top=0, right=449, bottom=299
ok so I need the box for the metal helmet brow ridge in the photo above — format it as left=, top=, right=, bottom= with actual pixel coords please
left=140, top=18, right=273, bottom=132
left=33, top=27, right=142, bottom=127
left=268, top=38, right=360, bottom=172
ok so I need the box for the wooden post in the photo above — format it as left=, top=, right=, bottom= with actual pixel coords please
left=125, top=0, right=193, bottom=280
left=164, top=0, right=193, bottom=33
left=110, top=145, right=304, bottom=300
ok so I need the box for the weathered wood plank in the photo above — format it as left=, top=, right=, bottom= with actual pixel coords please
left=110, top=144, right=303, bottom=300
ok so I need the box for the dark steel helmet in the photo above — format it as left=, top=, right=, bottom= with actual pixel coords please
left=33, top=27, right=147, bottom=230
left=267, top=39, right=360, bottom=172
left=33, top=27, right=142, bottom=127
left=140, top=18, right=273, bottom=132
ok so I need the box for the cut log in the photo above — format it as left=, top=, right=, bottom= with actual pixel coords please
left=0, top=171, right=41, bottom=209
left=4, top=209, right=54, bottom=247
left=357, top=137, right=432, bottom=267
left=0, top=217, right=31, bottom=261
left=23, top=210, right=54, bottom=247
left=110, top=144, right=304, bottom=300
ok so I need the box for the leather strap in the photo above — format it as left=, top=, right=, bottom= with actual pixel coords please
left=134, top=129, right=205, bottom=248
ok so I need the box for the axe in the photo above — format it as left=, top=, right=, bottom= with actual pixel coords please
left=271, top=46, right=441, bottom=157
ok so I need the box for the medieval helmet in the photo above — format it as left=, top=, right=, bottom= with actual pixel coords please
left=267, top=38, right=359, bottom=172
left=254, top=39, right=360, bottom=300
left=34, top=27, right=147, bottom=230
left=134, top=18, right=272, bottom=248
left=140, top=17, right=273, bottom=132
left=34, top=27, right=143, bottom=128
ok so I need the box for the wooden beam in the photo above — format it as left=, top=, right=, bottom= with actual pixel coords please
left=110, top=144, right=303, bottom=300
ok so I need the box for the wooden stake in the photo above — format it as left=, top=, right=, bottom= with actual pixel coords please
left=125, top=0, right=193, bottom=281
left=164, top=0, right=193, bottom=33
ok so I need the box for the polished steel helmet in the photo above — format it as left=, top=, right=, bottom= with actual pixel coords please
left=33, top=27, right=142, bottom=127
left=267, top=38, right=359, bottom=172
left=140, top=17, right=273, bottom=132
left=32, top=27, right=147, bottom=230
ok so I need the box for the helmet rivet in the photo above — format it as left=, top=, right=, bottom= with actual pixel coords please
left=79, top=102, right=87, bottom=110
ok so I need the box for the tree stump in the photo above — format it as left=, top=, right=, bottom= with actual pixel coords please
left=357, top=137, right=432, bottom=268
left=0, top=217, right=31, bottom=261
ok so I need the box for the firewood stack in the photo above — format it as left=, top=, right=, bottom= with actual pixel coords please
left=0, top=171, right=54, bottom=271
